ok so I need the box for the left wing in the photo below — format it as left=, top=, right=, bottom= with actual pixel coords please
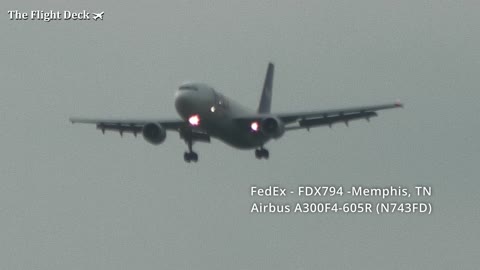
left=236, top=101, right=403, bottom=131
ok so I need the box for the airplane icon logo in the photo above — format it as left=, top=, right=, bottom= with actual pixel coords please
left=92, top=12, right=104, bottom=20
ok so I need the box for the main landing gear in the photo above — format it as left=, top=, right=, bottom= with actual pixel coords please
left=183, top=138, right=198, bottom=163
left=255, top=147, right=269, bottom=159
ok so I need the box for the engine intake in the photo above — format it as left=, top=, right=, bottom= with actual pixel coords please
left=260, top=117, right=285, bottom=139
left=142, top=123, right=166, bottom=145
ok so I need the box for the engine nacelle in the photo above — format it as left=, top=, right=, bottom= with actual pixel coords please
left=260, top=117, right=285, bottom=139
left=142, top=123, right=166, bottom=145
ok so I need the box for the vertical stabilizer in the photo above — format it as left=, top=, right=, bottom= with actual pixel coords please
left=257, top=62, right=274, bottom=113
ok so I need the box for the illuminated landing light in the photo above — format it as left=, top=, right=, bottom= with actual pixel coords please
left=395, top=99, right=404, bottom=108
left=210, top=106, right=216, bottom=112
left=188, top=114, right=200, bottom=126
left=250, top=121, right=259, bottom=132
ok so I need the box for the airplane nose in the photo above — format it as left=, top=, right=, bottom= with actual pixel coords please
left=174, top=90, right=193, bottom=115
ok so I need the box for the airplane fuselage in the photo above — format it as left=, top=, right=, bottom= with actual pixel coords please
left=174, top=82, right=270, bottom=149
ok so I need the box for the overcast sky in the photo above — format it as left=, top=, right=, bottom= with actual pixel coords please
left=1, top=1, right=479, bottom=269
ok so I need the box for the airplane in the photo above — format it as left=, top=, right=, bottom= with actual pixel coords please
left=70, top=63, right=403, bottom=162
left=92, top=12, right=104, bottom=21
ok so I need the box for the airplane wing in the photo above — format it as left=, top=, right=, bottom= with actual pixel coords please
left=69, top=117, right=186, bottom=135
left=236, top=101, right=403, bottom=131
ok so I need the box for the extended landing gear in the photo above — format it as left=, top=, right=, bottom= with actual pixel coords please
left=184, top=151, right=198, bottom=163
left=255, top=148, right=269, bottom=159
left=183, top=134, right=199, bottom=163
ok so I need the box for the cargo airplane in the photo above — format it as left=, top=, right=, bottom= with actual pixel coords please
left=70, top=63, right=402, bottom=162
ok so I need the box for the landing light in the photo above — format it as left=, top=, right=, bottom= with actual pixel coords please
left=250, top=121, right=259, bottom=132
left=188, top=115, right=200, bottom=126
left=210, top=106, right=216, bottom=112
left=395, top=99, right=404, bottom=108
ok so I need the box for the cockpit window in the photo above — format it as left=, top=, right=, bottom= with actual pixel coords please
left=214, top=92, right=228, bottom=108
left=179, top=85, right=198, bottom=91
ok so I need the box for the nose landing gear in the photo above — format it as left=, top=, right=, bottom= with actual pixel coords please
left=255, top=147, right=269, bottom=159
left=183, top=136, right=199, bottom=163
left=184, top=151, right=198, bottom=162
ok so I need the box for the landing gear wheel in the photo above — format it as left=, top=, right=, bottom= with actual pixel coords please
left=263, top=149, right=269, bottom=159
left=183, top=151, right=199, bottom=163
left=190, top=152, right=198, bottom=162
left=184, top=152, right=191, bottom=163
left=255, top=148, right=269, bottom=159
left=255, top=149, right=262, bottom=159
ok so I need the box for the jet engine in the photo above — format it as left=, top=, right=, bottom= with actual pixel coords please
left=142, top=123, right=166, bottom=145
left=260, top=117, right=285, bottom=139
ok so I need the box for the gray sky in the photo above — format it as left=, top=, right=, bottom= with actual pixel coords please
left=1, top=1, right=479, bottom=269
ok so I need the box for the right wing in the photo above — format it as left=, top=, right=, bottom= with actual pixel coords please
left=69, top=117, right=186, bottom=136
left=277, top=102, right=403, bottom=130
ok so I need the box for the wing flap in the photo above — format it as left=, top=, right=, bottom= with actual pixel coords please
left=296, top=111, right=377, bottom=129
left=70, top=117, right=212, bottom=143
left=95, top=122, right=143, bottom=135
left=70, top=117, right=185, bottom=129
left=278, top=102, right=402, bottom=124
left=70, top=117, right=187, bottom=136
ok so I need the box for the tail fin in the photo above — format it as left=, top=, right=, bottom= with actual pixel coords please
left=257, top=62, right=274, bottom=113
